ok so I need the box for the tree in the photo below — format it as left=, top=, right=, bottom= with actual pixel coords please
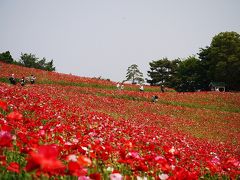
left=44, top=60, right=55, bottom=71
left=20, top=53, right=38, bottom=68
left=0, top=51, right=14, bottom=63
left=198, top=31, right=240, bottom=90
left=19, top=53, right=55, bottom=71
left=166, top=59, right=181, bottom=87
left=147, top=58, right=180, bottom=86
left=173, top=56, right=204, bottom=92
left=125, top=64, right=144, bottom=84
left=37, top=58, right=46, bottom=69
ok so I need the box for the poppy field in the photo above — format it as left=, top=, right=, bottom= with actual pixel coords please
left=0, top=62, right=240, bottom=179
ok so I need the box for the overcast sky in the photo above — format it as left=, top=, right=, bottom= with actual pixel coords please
left=0, top=0, right=239, bottom=82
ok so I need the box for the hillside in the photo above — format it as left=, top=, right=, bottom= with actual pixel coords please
left=0, top=62, right=240, bottom=179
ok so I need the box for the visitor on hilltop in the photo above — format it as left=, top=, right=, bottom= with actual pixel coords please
left=30, top=74, right=36, bottom=84
left=9, top=74, right=16, bottom=85
left=20, top=77, right=26, bottom=86
left=116, top=82, right=120, bottom=90
left=151, top=95, right=158, bottom=103
left=160, top=85, right=165, bottom=93
left=120, top=83, right=124, bottom=90
left=139, top=84, right=144, bottom=92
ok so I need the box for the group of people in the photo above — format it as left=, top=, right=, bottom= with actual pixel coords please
left=116, top=82, right=125, bottom=90
left=9, top=74, right=36, bottom=86
left=115, top=82, right=161, bottom=103
left=116, top=82, right=145, bottom=92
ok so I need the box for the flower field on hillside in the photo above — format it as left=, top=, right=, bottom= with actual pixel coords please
left=0, top=62, right=240, bottom=179
left=0, top=62, right=160, bottom=92
left=0, top=62, right=114, bottom=87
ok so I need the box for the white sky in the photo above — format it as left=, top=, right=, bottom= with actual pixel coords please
left=0, top=0, right=239, bottom=82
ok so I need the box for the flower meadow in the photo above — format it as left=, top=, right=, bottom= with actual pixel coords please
left=0, top=62, right=240, bottom=179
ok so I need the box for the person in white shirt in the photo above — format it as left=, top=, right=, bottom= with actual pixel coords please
left=30, top=75, right=36, bottom=84
left=151, top=95, right=158, bottom=102
left=120, top=83, right=124, bottom=90
left=116, top=82, right=120, bottom=90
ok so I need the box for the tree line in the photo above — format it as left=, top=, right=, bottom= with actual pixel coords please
left=1, top=31, right=239, bottom=91
left=126, top=31, right=240, bottom=91
left=0, top=52, right=55, bottom=72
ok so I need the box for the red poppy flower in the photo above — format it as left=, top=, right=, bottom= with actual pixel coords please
left=68, top=161, right=87, bottom=176
left=0, top=100, right=7, bottom=111
left=26, top=144, right=65, bottom=172
left=0, top=131, right=12, bottom=147
left=7, top=111, right=23, bottom=121
left=0, top=155, right=6, bottom=166
left=89, top=173, right=101, bottom=180
left=7, top=162, right=20, bottom=173
left=78, top=155, right=92, bottom=167
left=1, top=124, right=12, bottom=132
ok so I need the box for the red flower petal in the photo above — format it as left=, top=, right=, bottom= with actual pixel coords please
left=0, top=100, right=7, bottom=111
left=7, top=111, right=23, bottom=121
left=0, top=131, right=12, bottom=147
left=7, top=162, right=20, bottom=173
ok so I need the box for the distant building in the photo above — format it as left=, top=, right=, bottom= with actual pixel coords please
left=209, top=82, right=226, bottom=92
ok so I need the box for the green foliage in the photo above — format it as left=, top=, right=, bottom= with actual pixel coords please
left=0, top=51, right=14, bottom=63
left=0, top=51, right=56, bottom=72
left=149, top=31, right=240, bottom=92
left=147, top=58, right=180, bottom=86
left=0, top=77, right=10, bottom=83
left=44, top=59, right=56, bottom=71
left=125, top=64, right=144, bottom=84
left=19, top=53, right=38, bottom=68
left=173, top=56, right=205, bottom=92
left=198, top=31, right=240, bottom=91
left=19, top=53, right=55, bottom=71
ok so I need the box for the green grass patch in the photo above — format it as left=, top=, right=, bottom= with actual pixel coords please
left=37, top=80, right=116, bottom=90
left=0, top=77, right=10, bottom=83
left=37, top=79, right=163, bottom=92
left=157, top=100, right=240, bottom=113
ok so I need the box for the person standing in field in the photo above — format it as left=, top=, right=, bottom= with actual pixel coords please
left=120, top=83, right=124, bottom=90
left=160, top=85, right=165, bottom=93
left=139, top=84, right=144, bottom=92
left=151, top=95, right=158, bottom=103
left=30, top=74, right=36, bottom=84
left=116, top=82, right=120, bottom=90
left=20, top=77, right=26, bottom=86
left=9, top=74, right=16, bottom=85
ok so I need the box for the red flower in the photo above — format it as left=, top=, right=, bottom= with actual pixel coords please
left=0, top=155, right=6, bottom=166
left=78, top=155, right=92, bottom=167
left=1, top=124, right=12, bottom=132
left=7, top=111, right=23, bottom=121
left=7, top=162, right=20, bottom=173
left=89, top=173, right=101, bottom=180
left=0, top=100, right=7, bottom=111
left=68, top=161, right=87, bottom=176
left=26, top=144, right=65, bottom=172
left=0, top=131, right=12, bottom=147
